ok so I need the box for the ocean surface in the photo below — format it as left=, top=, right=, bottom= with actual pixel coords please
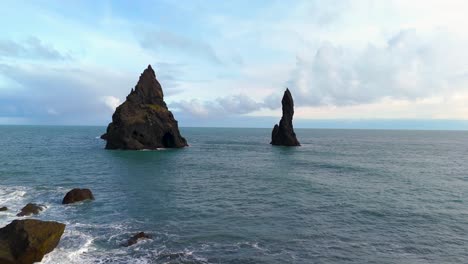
left=0, top=126, right=467, bottom=264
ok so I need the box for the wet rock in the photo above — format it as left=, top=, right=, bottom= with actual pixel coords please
left=16, top=203, right=44, bottom=217
left=100, top=133, right=108, bottom=140
left=62, top=188, right=94, bottom=204
left=0, top=207, right=7, bottom=212
left=124, top=232, right=151, bottom=247
left=0, top=219, right=65, bottom=264
left=270, top=88, right=300, bottom=146
left=101, top=65, right=188, bottom=150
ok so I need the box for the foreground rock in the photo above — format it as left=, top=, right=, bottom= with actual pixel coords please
left=101, top=65, right=188, bottom=150
left=62, top=188, right=94, bottom=204
left=271, top=89, right=300, bottom=146
left=17, top=203, right=44, bottom=217
left=0, top=219, right=65, bottom=264
left=124, top=232, right=151, bottom=247
left=0, top=207, right=7, bottom=212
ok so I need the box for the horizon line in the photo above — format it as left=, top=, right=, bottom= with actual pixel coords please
left=2, top=124, right=468, bottom=132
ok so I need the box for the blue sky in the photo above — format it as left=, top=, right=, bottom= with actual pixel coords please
left=1, top=0, right=468, bottom=128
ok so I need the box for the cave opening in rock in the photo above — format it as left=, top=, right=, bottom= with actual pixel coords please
left=162, top=132, right=175, bottom=147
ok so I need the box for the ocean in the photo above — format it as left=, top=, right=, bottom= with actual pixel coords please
left=0, top=126, right=467, bottom=263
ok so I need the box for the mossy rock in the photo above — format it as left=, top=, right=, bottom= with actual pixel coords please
left=101, top=65, right=187, bottom=150
left=0, top=219, right=65, bottom=264
left=145, top=104, right=167, bottom=113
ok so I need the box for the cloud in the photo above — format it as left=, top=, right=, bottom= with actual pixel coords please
left=0, top=36, right=71, bottom=60
left=170, top=94, right=264, bottom=118
left=216, top=94, right=264, bottom=114
left=0, top=63, right=131, bottom=124
left=0, top=61, right=188, bottom=124
left=3, top=0, right=468, bottom=126
left=101, top=96, right=121, bottom=111
left=46, top=108, right=59, bottom=115
left=170, top=28, right=468, bottom=119
left=262, top=93, right=283, bottom=110
left=286, top=29, right=468, bottom=107
left=140, top=30, right=221, bottom=64
left=151, top=62, right=188, bottom=95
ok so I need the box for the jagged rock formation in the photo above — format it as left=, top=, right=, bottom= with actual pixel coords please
left=123, top=232, right=151, bottom=247
left=101, top=65, right=187, bottom=150
left=17, top=203, right=45, bottom=217
left=62, top=188, right=94, bottom=204
left=271, top=89, right=300, bottom=146
left=0, top=219, right=65, bottom=264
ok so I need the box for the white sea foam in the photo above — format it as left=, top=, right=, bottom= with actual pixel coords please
left=0, top=185, right=31, bottom=226
left=235, top=241, right=266, bottom=251
left=0, top=186, right=28, bottom=205
left=42, top=230, right=95, bottom=264
left=41, top=221, right=165, bottom=264
left=139, top=148, right=167, bottom=151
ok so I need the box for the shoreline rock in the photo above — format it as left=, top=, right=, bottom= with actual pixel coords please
left=62, top=188, right=94, bottom=204
left=0, top=219, right=65, bottom=264
left=271, top=88, right=300, bottom=146
left=124, top=232, right=151, bottom=247
left=101, top=65, right=187, bottom=150
left=17, top=203, right=45, bottom=217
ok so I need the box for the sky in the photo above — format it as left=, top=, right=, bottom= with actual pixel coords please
left=1, top=0, right=468, bottom=129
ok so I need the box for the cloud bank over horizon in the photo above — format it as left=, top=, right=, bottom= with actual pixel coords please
left=1, top=0, right=468, bottom=127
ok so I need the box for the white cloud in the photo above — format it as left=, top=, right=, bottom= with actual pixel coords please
left=290, top=93, right=468, bottom=120
left=0, top=63, right=134, bottom=124
left=3, top=0, right=468, bottom=125
left=286, top=29, right=468, bottom=107
left=171, top=99, right=210, bottom=117
left=46, top=107, right=59, bottom=115
left=171, top=94, right=264, bottom=118
left=101, top=96, right=121, bottom=111
left=0, top=36, right=71, bottom=60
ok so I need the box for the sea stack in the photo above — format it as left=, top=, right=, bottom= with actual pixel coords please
left=101, top=65, right=187, bottom=150
left=271, top=88, right=300, bottom=146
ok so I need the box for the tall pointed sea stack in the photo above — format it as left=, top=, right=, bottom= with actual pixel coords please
left=101, top=65, right=187, bottom=150
left=270, top=88, right=300, bottom=146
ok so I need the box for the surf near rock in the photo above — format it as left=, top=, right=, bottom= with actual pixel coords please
left=123, top=232, right=152, bottom=247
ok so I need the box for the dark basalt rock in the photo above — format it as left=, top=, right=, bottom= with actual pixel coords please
left=0, top=207, right=7, bottom=212
left=124, top=232, right=151, bottom=247
left=62, top=188, right=94, bottom=204
left=17, top=203, right=45, bottom=217
left=0, top=219, right=65, bottom=264
left=271, top=89, right=300, bottom=146
left=101, top=65, right=187, bottom=150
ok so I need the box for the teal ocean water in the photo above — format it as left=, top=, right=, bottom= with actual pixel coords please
left=0, top=126, right=467, bottom=263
